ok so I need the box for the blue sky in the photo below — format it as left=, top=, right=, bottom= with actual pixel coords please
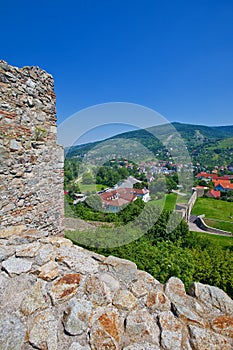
left=1, top=0, right=233, bottom=133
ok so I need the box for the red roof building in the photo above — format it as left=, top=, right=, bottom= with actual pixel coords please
left=99, top=187, right=150, bottom=212
left=214, top=180, right=233, bottom=191
left=206, top=189, right=221, bottom=198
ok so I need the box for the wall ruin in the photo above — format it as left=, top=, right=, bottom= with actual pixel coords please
left=0, top=61, right=64, bottom=237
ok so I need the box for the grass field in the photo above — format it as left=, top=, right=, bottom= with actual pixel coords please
left=78, top=183, right=108, bottom=193
left=204, top=219, right=233, bottom=234
left=191, top=231, right=233, bottom=249
left=147, top=192, right=188, bottom=211
left=149, top=193, right=178, bottom=211
left=191, top=197, right=233, bottom=233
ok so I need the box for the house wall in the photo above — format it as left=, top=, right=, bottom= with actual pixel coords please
left=0, top=61, right=64, bottom=237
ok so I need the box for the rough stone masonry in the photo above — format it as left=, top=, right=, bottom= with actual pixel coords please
left=0, top=62, right=233, bottom=350
left=0, top=235, right=233, bottom=349
left=0, top=60, right=64, bottom=236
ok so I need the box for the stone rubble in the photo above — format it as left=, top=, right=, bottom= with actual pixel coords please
left=0, top=234, right=232, bottom=350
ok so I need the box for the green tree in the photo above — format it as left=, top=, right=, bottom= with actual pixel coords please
left=82, top=172, right=94, bottom=184
left=85, top=194, right=103, bottom=212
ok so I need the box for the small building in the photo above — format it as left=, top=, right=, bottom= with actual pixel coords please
left=193, top=186, right=208, bottom=197
left=146, top=174, right=155, bottom=183
left=214, top=180, right=233, bottom=192
left=206, top=189, right=221, bottom=199
left=99, top=187, right=150, bottom=212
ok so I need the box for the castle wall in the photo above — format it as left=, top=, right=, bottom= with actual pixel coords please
left=0, top=61, right=64, bottom=237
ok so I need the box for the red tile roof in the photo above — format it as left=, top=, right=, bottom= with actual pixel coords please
left=208, top=189, right=221, bottom=198
left=100, top=187, right=149, bottom=207
left=214, top=181, right=233, bottom=190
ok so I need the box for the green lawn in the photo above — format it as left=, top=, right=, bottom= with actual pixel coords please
left=204, top=219, right=233, bottom=234
left=191, top=231, right=233, bottom=249
left=191, top=197, right=233, bottom=233
left=149, top=193, right=178, bottom=211
left=78, top=183, right=108, bottom=193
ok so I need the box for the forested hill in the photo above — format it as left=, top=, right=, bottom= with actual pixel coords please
left=66, top=122, right=233, bottom=166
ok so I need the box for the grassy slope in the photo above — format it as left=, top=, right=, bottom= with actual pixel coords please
left=191, top=197, right=233, bottom=233
left=149, top=193, right=178, bottom=211
left=78, top=183, right=108, bottom=193
left=191, top=231, right=233, bottom=249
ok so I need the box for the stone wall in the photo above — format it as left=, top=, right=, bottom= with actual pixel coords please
left=196, top=216, right=233, bottom=236
left=175, top=190, right=197, bottom=222
left=0, top=234, right=233, bottom=350
left=0, top=61, right=64, bottom=237
left=187, top=190, right=197, bottom=221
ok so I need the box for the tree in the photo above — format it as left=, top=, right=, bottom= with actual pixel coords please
left=166, top=176, right=178, bottom=192
left=82, top=172, right=94, bottom=184
left=85, top=194, right=103, bottom=212
left=117, top=198, right=145, bottom=224
left=149, top=178, right=167, bottom=196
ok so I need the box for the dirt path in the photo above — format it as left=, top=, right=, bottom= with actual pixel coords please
left=64, top=217, right=114, bottom=231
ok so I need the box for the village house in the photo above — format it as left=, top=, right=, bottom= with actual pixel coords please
left=99, top=187, right=150, bottom=212
left=206, top=189, right=221, bottom=199
left=213, top=180, right=233, bottom=192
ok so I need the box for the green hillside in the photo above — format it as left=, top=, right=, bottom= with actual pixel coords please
left=66, top=122, right=233, bottom=167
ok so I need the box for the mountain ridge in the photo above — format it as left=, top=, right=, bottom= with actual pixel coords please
left=66, top=122, right=233, bottom=167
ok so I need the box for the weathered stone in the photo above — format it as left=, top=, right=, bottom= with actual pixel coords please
left=85, top=274, right=113, bottom=306
left=146, top=288, right=171, bottom=312
left=171, top=302, right=206, bottom=326
left=90, top=307, right=123, bottom=350
left=0, top=271, right=10, bottom=298
left=130, top=270, right=159, bottom=298
left=0, top=273, right=36, bottom=312
left=16, top=241, right=40, bottom=257
left=26, top=78, right=36, bottom=88
left=0, top=313, right=26, bottom=350
left=69, top=343, right=91, bottom=350
left=159, top=311, right=183, bottom=349
left=38, top=260, right=60, bottom=281
left=123, top=343, right=160, bottom=350
left=0, top=224, right=26, bottom=238
left=113, top=289, right=138, bottom=311
left=165, top=277, right=205, bottom=326
left=56, top=246, right=99, bottom=274
left=20, top=281, right=48, bottom=315
left=99, top=272, right=120, bottom=293
left=63, top=298, right=93, bottom=335
left=124, top=308, right=160, bottom=346
left=189, top=282, right=233, bottom=316
left=10, top=139, right=21, bottom=151
left=165, top=277, right=186, bottom=301
left=189, top=324, right=232, bottom=349
left=29, top=310, right=58, bottom=350
left=50, top=273, right=82, bottom=304
left=39, top=236, right=73, bottom=247
left=2, top=255, right=32, bottom=275
left=211, top=315, right=233, bottom=339
left=0, top=244, right=15, bottom=261
left=105, top=255, right=138, bottom=285
left=35, top=243, right=56, bottom=265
